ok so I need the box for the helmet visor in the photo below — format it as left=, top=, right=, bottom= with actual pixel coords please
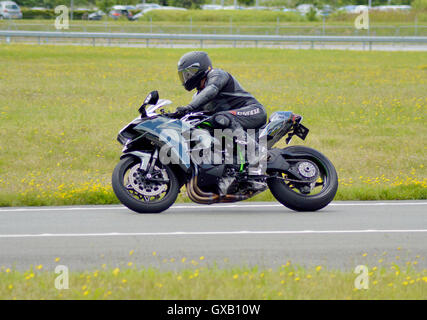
left=178, top=66, right=200, bottom=86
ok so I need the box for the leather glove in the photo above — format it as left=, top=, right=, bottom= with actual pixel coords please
left=175, top=105, right=193, bottom=117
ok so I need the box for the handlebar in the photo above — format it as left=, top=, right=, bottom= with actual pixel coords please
left=160, top=110, right=211, bottom=121
left=163, top=112, right=182, bottom=119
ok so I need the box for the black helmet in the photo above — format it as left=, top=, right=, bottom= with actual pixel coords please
left=177, top=51, right=212, bottom=91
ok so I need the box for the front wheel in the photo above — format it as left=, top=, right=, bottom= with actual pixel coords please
left=267, top=146, right=338, bottom=211
left=112, top=156, right=179, bottom=214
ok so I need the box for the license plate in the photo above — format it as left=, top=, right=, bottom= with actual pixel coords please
left=294, top=123, right=309, bottom=140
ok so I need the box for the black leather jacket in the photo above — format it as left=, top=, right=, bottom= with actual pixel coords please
left=188, top=69, right=260, bottom=113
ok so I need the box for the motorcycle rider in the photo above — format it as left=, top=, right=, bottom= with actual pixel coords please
left=176, top=51, right=266, bottom=138
left=175, top=51, right=267, bottom=175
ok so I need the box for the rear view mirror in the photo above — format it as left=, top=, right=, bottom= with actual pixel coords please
left=139, top=90, right=159, bottom=116
left=144, top=91, right=159, bottom=106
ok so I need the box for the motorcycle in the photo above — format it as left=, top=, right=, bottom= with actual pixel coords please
left=112, top=91, right=338, bottom=213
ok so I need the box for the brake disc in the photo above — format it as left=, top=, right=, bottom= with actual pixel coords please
left=127, top=164, right=168, bottom=197
left=297, top=161, right=318, bottom=179
left=296, top=161, right=320, bottom=193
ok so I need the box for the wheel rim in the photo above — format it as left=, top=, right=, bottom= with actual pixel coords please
left=275, top=156, right=330, bottom=197
left=123, top=162, right=170, bottom=203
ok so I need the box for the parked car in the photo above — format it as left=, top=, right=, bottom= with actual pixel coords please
left=109, top=7, right=133, bottom=20
left=372, top=5, right=411, bottom=12
left=111, top=5, right=128, bottom=11
left=88, top=10, right=105, bottom=20
left=135, top=3, right=161, bottom=10
left=0, top=1, right=22, bottom=19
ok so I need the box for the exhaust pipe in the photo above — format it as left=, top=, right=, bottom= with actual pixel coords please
left=185, top=165, right=255, bottom=204
left=186, top=175, right=219, bottom=204
left=186, top=175, right=253, bottom=204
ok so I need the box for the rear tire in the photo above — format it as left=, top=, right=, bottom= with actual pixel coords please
left=112, top=156, right=179, bottom=214
left=267, top=146, right=338, bottom=212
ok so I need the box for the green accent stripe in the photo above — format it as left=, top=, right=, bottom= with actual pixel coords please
left=202, top=121, right=213, bottom=127
left=238, top=146, right=245, bottom=172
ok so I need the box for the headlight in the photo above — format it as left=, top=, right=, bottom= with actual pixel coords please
left=117, top=133, right=130, bottom=145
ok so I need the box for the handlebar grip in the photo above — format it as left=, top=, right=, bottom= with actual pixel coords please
left=164, top=112, right=180, bottom=119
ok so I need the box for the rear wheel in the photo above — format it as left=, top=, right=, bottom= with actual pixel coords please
left=267, top=146, right=338, bottom=211
left=112, top=156, right=179, bottom=214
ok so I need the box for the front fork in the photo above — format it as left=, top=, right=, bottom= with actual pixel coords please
left=120, top=149, right=158, bottom=173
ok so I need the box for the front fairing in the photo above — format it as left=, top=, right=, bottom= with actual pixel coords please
left=117, top=117, right=143, bottom=145
left=134, top=116, right=193, bottom=169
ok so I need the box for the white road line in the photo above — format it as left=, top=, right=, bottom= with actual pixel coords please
left=0, top=202, right=426, bottom=212
left=0, top=229, right=426, bottom=238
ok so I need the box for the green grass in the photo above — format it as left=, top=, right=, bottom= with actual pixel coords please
left=1, top=264, right=426, bottom=299
left=142, top=9, right=306, bottom=23
left=0, top=45, right=426, bottom=206
left=142, top=8, right=427, bottom=24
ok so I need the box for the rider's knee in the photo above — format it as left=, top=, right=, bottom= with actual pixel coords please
left=212, top=112, right=234, bottom=129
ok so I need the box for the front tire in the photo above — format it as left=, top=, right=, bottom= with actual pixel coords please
left=267, top=146, right=338, bottom=211
left=112, top=156, right=179, bottom=214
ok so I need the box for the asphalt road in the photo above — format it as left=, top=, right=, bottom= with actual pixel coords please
left=0, top=201, right=426, bottom=272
